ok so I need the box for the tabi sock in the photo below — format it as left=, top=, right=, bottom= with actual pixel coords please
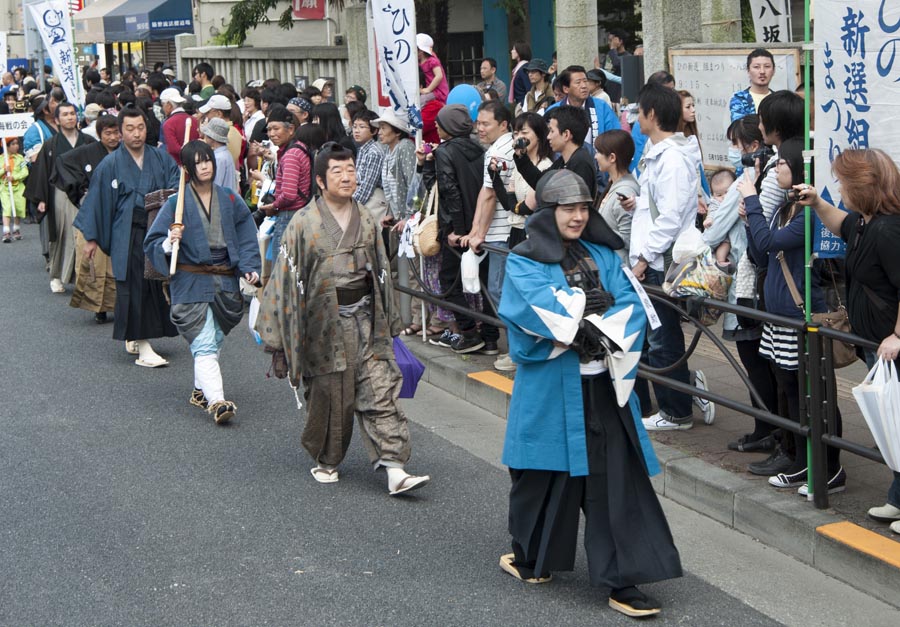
left=386, top=467, right=410, bottom=490
left=136, top=340, right=163, bottom=361
left=195, top=354, right=224, bottom=403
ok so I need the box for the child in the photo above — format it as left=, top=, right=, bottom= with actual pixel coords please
left=703, top=168, right=738, bottom=271
left=0, top=137, right=27, bottom=243
left=416, top=33, right=449, bottom=104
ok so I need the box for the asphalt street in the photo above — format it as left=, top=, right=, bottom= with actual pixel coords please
left=1, top=227, right=895, bottom=626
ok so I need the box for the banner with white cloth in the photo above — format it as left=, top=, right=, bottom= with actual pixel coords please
left=748, top=0, right=792, bottom=43
left=28, top=0, right=82, bottom=107
left=814, top=1, right=900, bottom=257
left=369, top=0, right=422, bottom=130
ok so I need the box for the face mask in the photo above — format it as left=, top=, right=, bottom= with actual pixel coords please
left=728, top=145, right=743, bottom=170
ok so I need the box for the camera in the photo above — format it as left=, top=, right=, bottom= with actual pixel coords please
left=513, top=137, right=530, bottom=151
left=787, top=188, right=804, bottom=202
left=740, top=146, right=775, bottom=168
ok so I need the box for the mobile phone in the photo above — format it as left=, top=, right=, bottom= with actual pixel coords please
left=423, top=143, right=433, bottom=155
left=616, top=192, right=628, bottom=200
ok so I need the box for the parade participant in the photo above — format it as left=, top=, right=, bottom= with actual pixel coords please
left=55, top=114, right=121, bottom=322
left=256, top=143, right=430, bottom=495
left=25, top=102, right=95, bottom=293
left=74, top=107, right=180, bottom=367
left=145, top=141, right=261, bottom=424
left=498, top=170, right=681, bottom=618
left=1, top=137, right=27, bottom=243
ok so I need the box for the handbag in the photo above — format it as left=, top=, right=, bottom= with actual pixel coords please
left=143, top=188, right=178, bottom=280
left=777, top=251, right=858, bottom=368
left=412, top=184, right=441, bottom=257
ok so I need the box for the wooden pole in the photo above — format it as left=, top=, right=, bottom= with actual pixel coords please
left=168, top=118, right=192, bottom=276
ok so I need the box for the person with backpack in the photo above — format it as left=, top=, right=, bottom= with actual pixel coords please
left=257, top=104, right=314, bottom=256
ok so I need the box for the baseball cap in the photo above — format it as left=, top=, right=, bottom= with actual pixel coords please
left=199, top=94, right=232, bottom=113
left=160, top=87, right=186, bottom=104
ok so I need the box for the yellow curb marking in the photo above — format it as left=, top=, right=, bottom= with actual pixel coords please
left=468, top=371, right=514, bottom=395
left=816, top=521, right=900, bottom=569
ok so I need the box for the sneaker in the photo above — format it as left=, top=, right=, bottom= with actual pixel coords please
left=1, top=232, right=10, bottom=243
left=693, top=369, right=715, bottom=425
left=798, top=467, right=846, bottom=497
left=189, top=387, right=209, bottom=410
left=479, top=340, right=499, bottom=356
left=868, top=503, right=900, bottom=523
left=642, top=411, right=692, bottom=431
left=768, top=467, right=808, bottom=488
left=451, top=332, right=485, bottom=354
left=50, top=278, right=65, bottom=293
left=429, top=329, right=458, bottom=348
left=493, top=353, right=517, bottom=372
left=747, top=448, right=793, bottom=476
left=12, top=230, right=21, bottom=241
left=891, top=520, right=900, bottom=535
left=208, top=400, right=236, bottom=424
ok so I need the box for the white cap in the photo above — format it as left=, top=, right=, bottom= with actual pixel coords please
left=416, top=33, right=434, bottom=55
left=373, top=108, right=411, bottom=135
left=199, top=94, right=232, bottom=113
left=160, top=87, right=186, bottom=104
left=162, top=68, right=176, bottom=78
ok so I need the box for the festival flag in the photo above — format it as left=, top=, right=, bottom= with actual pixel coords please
left=28, top=0, right=82, bottom=107
left=369, top=0, right=422, bottom=130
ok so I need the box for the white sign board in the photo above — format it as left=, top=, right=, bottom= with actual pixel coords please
left=0, top=113, right=35, bottom=135
left=670, top=48, right=800, bottom=169
left=368, top=0, right=421, bottom=130
left=749, top=0, right=792, bottom=44
left=813, top=1, right=900, bottom=257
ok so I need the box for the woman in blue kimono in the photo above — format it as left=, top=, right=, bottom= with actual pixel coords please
left=497, top=170, right=682, bottom=618
left=145, top=141, right=261, bottom=424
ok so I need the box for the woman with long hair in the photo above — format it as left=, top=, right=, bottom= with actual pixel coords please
left=678, top=89, right=710, bottom=198
left=798, top=149, right=900, bottom=531
left=509, top=41, right=532, bottom=107
left=311, top=102, right=354, bottom=152
left=594, top=129, right=638, bottom=262
left=739, top=137, right=845, bottom=495
left=500, top=112, right=552, bottom=247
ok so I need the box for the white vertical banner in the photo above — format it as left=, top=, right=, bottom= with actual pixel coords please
left=0, top=32, right=7, bottom=73
left=814, top=1, right=900, bottom=257
left=369, top=0, right=422, bottom=130
left=748, top=0, right=792, bottom=44
left=28, top=0, right=81, bottom=107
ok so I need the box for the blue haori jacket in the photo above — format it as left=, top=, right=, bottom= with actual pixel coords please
left=498, top=241, right=659, bottom=477
left=143, top=186, right=262, bottom=305
left=74, top=144, right=180, bottom=281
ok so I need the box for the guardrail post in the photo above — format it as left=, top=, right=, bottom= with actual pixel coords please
left=806, top=325, right=829, bottom=508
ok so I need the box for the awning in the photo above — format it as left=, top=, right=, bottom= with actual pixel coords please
left=73, top=0, right=130, bottom=44
left=103, top=0, right=194, bottom=43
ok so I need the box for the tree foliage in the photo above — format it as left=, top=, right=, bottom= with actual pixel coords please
left=223, top=0, right=353, bottom=46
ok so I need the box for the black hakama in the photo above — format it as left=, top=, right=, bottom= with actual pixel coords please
left=112, top=225, right=178, bottom=341
left=508, top=371, right=683, bottom=587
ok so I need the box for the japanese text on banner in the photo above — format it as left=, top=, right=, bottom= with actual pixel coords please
left=28, top=0, right=82, bottom=107
left=749, top=0, right=792, bottom=43
left=815, top=0, right=900, bottom=257
left=0, top=113, right=35, bottom=135
left=369, top=0, right=422, bottom=130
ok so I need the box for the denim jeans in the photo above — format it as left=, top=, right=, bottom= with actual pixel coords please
left=864, top=349, right=900, bottom=506
left=641, top=268, right=693, bottom=420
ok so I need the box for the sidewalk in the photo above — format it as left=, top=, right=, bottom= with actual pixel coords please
left=401, top=328, right=900, bottom=609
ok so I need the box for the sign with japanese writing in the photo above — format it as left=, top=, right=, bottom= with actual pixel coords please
left=749, top=0, right=792, bottom=44
left=28, top=0, right=81, bottom=107
left=669, top=48, right=800, bottom=169
left=0, top=113, right=35, bottom=136
left=293, top=0, right=325, bottom=20
left=368, top=0, right=422, bottom=130
left=814, top=1, right=900, bottom=257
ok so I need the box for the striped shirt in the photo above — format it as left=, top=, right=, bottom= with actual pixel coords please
left=273, top=142, right=312, bottom=212
left=483, top=132, right=515, bottom=241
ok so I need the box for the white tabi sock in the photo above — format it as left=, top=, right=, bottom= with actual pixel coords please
left=195, top=354, right=224, bottom=403
left=136, top=340, right=163, bottom=361
left=386, top=466, right=409, bottom=490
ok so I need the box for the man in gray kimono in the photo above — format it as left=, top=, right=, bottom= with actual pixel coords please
left=256, top=143, right=430, bottom=496
left=145, top=141, right=261, bottom=424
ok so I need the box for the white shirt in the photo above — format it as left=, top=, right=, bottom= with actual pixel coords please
left=244, top=110, right=265, bottom=143
left=629, top=133, right=702, bottom=271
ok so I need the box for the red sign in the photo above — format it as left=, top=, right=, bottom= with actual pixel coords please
left=292, top=0, right=325, bottom=20
left=69, top=0, right=84, bottom=12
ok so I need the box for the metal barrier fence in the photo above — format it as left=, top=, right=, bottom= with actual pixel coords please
left=394, top=242, right=884, bottom=510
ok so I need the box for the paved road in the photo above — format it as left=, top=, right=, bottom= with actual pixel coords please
left=1, top=229, right=895, bottom=626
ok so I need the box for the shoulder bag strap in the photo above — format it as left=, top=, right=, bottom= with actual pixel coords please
left=777, top=251, right=805, bottom=309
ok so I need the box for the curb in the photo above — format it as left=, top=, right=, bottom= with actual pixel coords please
left=402, top=338, right=900, bottom=609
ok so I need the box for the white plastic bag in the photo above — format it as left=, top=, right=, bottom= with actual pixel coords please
left=461, top=249, right=487, bottom=294
left=852, top=358, right=900, bottom=472
left=248, top=297, right=262, bottom=345
left=672, top=225, right=709, bottom=264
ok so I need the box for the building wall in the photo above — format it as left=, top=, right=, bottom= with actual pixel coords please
left=3, top=0, right=27, bottom=61
left=195, top=0, right=346, bottom=48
